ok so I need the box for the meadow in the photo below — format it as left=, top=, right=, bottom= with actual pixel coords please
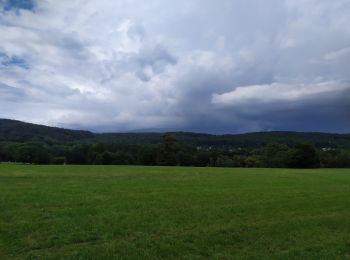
left=0, top=164, right=349, bottom=259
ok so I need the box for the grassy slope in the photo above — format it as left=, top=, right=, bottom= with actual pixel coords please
left=0, top=165, right=349, bottom=259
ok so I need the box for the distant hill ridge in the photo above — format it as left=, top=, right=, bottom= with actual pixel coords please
left=1, top=119, right=350, bottom=148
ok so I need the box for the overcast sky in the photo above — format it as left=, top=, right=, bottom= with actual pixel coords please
left=0, top=0, right=349, bottom=133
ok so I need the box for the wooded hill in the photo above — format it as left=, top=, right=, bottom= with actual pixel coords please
left=1, top=119, right=349, bottom=148
left=1, top=119, right=350, bottom=168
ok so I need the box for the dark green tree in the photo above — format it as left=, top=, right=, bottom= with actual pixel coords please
left=15, top=142, right=50, bottom=164
left=262, top=143, right=290, bottom=168
left=157, top=133, right=179, bottom=166
left=288, top=143, right=320, bottom=168
left=137, top=144, right=158, bottom=165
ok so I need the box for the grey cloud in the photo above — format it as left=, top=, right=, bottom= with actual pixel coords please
left=135, top=46, right=177, bottom=82
left=0, top=82, right=27, bottom=101
left=0, top=0, right=349, bottom=133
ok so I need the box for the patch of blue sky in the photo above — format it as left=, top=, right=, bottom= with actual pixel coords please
left=0, top=53, right=29, bottom=69
left=3, top=0, right=35, bottom=11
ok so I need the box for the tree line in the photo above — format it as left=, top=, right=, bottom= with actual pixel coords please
left=1, top=133, right=350, bottom=168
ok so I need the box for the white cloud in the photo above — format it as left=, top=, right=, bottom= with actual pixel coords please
left=324, top=47, right=350, bottom=61
left=0, top=0, right=350, bottom=132
left=212, top=81, right=350, bottom=105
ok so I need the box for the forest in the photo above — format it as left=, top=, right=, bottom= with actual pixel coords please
left=1, top=119, right=350, bottom=168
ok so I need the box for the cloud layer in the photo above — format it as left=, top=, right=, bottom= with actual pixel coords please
left=0, top=0, right=349, bottom=133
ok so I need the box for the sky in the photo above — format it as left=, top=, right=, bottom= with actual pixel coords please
left=0, top=0, right=349, bottom=133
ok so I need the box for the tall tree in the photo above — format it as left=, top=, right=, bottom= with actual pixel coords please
left=288, top=143, right=320, bottom=168
left=157, top=133, right=179, bottom=166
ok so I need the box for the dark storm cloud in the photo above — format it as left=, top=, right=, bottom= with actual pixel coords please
left=211, top=82, right=350, bottom=133
left=0, top=0, right=349, bottom=133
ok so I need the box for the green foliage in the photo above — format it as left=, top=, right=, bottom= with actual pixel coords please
left=51, top=156, right=66, bottom=165
left=0, top=119, right=94, bottom=143
left=1, top=119, right=350, bottom=148
left=0, top=119, right=349, bottom=168
left=194, top=150, right=211, bottom=167
left=137, top=144, right=158, bottom=165
left=156, top=134, right=179, bottom=166
left=15, top=142, right=50, bottom=164
left=66, top=144, right=90, bottom=164
left=320, top=149, right=350, bottom=168
left=216, top=155, right=236, bottom=167
left=262, top=143, right=290, bottom=168
left=288, top=143, right=320, bottom=168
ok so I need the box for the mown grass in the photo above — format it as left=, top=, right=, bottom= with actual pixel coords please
left=0, top=164, right=350, bottom=259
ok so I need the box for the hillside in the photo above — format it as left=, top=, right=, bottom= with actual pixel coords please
left=0, top=119, right=95, bottom=143
left=0, top=119, right=350, bottom=148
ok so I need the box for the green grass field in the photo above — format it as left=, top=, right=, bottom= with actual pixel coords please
left=0, top=165, right=350, bottom=259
